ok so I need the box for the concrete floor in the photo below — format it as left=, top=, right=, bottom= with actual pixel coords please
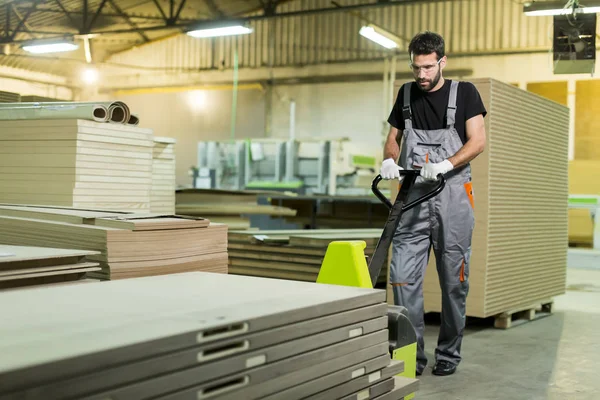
left=416, top=268, right=600, bottom=400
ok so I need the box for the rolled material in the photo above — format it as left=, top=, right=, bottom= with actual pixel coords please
left=127, top=114, right=140, bottom=126
left=0, top=101, right=133, bottom=124
left=0, top=103, right=109, bottom=123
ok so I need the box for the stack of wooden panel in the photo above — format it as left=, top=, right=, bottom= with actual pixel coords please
left=0, top=244, right=99, bottom=289
left=0, top=204, right=227, bottom=280
left=270, top=195, right=389, bottom=229
left=151, top=136, right=176, bottom=214
left=0, top=119, right=153, bottom=212
left=390, top=78, right=569, bottom=317
left=228, top=229, right=389, bottom=287
left=176, top=188, right=297, bottom=230
left=0, top=272, right=418, bottom=399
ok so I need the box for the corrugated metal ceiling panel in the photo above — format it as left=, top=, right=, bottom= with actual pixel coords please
left=108, top=0, right=554, bottom=72
left=0, top=0, right=558, bottom=79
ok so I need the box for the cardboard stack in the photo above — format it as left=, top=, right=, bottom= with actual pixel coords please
left=227, top=229, right=389, bottom=287
left=151, top=136, right=176, bottom=214
left=0, top=205, right=227, bottom=280
left=0, top=272, right=418, bottom=399
left=0, top=244, right=99, bottom=289
left=0, top=119, right=153, bottom=212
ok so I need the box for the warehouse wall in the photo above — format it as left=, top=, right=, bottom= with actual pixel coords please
left=0, top=66, right=73, bottom=100
left=269, top=80, right=384, bottom=140
left=117, top=88, right=267, bottom=186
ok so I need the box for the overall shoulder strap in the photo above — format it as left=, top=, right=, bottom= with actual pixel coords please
left=446, top=80, right=459, bottom=128
left=402, top=82, right=412, bottom=129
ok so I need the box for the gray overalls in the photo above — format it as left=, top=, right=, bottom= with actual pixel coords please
left=391, top=80, right=475, bottom=371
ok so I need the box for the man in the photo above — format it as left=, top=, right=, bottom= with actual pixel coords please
left=380, top=31, right=487, bottom=376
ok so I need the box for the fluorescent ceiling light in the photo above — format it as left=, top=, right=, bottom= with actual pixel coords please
left=524, top=1, right=600, bottom=16
left=187, top=25, right=253, bottom=38
left=22, top=41, right=79, bottom=54
left=359, top=25, right=400, bottom=49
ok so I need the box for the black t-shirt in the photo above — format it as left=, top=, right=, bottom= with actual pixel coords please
left=387, top=79, right=487, bottom=145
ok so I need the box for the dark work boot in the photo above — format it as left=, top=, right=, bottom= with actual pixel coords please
left=432, top=360, right=457, bottom=376
left=416, top=362, right=427, bottom=376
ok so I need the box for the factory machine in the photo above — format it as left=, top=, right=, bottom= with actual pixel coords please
left=191, top=137, right=382, bottom=196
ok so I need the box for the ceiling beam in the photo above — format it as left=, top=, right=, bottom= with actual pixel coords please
left=82, top=0, right=88, bottom=32
left=204, top=0, right=224, bottom=18
left=10, top=4, right=39, bottom=40
left=107, top=0, right=150, bottom=42
left=174, top=0, right=187, bottom=21
left=4, top=4, right=10, bottom=38
left=7, top=1, right=37, bottom=41
left=20, top=7, right=173, bottom=21
left=85, top=0, right=108, bottom=33
left=53, top=0, right=78, bottom=29
left=152, top=0, right=169, bottom=23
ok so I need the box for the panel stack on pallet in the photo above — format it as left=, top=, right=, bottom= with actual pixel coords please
left=0, top=119, right=153, bottom=212
left=270, top=195, right=390, bottom=229
left=0, top=272, right=418, bottom=400
left=151, top=136, right=176, bottom=214
left=0, top=245, right=99, bottom=289
left=176, top=188, right=297, bottom=230
left=20, top=95, right=65, bottom=102
left=227, top=229, right=389, bottom=287
left=0, top=205, right=228, bottom=280
left=0, top=91, right=20, bottom=103
left=390, top=77, right=569, bottom=319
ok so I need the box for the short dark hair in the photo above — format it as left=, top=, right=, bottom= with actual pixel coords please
left=408, top=31, right=445, bottom=60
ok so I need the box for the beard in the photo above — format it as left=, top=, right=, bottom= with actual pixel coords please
left=416, top=69, right=442, bottom=92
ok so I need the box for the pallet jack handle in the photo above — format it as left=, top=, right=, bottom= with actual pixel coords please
left=371, top=171, right=446, bottom=211
left=366, top=171, right=446, bottom=287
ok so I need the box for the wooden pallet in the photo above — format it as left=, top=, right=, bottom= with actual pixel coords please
left=493, top=299, right=554, bottom=329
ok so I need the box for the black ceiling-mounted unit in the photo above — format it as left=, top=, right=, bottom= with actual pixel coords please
left=553, top=12, right=597, bottom=74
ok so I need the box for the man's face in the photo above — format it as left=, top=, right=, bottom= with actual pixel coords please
left=410, top=53, right=445, bottom=92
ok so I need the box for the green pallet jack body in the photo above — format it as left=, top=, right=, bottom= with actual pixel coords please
left=317, top=171, right=445, bottom=399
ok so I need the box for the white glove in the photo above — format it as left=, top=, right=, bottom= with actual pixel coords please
left=420, top=159, right=454, bottom=181
left=380, top=158, right=404, bottom=180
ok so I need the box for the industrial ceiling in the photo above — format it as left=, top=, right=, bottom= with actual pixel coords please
left=0, top=0, right=450, bottom=78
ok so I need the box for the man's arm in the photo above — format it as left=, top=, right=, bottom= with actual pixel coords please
left=447, top=114, right=486, bottom=168
left=384, top=126, right=401, bottom=161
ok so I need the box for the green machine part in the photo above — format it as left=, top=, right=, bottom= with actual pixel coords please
left=388, top=305, right=417, bottom=400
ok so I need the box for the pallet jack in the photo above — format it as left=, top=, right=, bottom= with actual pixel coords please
left=316, top=170, right=445, bottom=398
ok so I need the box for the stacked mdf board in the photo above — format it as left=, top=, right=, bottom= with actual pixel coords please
left=228, top=229, right=389, bottom=287
left=390, top=78, right=569, bottom=317
left=151, top=136, right=176, bottom=214
left=176, top=188, right=297, bottom=230
left=0, top=272, right=418, bottom=400
left=270, top=195, right=389, bottom=229
left=0, top=244, right=100, bottom=289
left=0, top=204, right=228, bottom=280
left=0, top=119, right=153, bottom=212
